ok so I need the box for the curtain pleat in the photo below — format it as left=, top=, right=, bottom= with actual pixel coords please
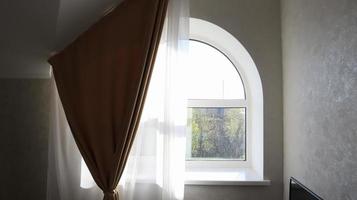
left=48, top=0, right=168, bottom=199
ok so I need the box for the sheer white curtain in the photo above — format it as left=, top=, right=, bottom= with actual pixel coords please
left=47, top=79, right=103, bottom=200
left=47, top=0, right=189, bottom=199
left=119, top=0, right=189, bottom=198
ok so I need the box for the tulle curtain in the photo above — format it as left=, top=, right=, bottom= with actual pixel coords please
left=47, top=79, right=103, bottom=200
left=47, top=0, right=189, bottom=199
left=119, top=0, right=189, bottom=199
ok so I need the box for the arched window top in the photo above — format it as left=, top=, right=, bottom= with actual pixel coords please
left=187, top=40, right=245, bottom=100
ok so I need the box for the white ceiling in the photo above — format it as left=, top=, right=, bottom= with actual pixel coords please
left=0, top=0, right=123, bottom=78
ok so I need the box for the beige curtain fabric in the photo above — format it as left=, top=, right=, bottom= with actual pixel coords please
left=48, top=0, right=168, bottom=199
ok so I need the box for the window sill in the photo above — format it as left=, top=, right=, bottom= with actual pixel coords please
left=184, top=168, right=270, bottom=186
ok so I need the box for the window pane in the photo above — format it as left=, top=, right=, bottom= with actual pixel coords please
left=187, top=40, right=245, bottom=100
left=186, top=107, right=246, bottom=160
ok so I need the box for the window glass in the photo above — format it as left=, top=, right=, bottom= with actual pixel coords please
left=186, top=40, right=247, bottom=161
left=187, top=40, right=245, bottom=100
left=186, top=107, right=246, bottom=160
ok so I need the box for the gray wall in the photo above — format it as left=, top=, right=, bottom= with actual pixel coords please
left=0, top=79, right=51, bottom=199
left=0, top=0, right=58, bottom=78
left=282, top=0, right=357, bottom=200
left=0, top=0, right=120, bottom=78
left=187, top=0, right=283, bottom=200
left=0, top=0, right=56, bottom=197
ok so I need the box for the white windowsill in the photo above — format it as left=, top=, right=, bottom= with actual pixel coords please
left=184, top=168, right=270, bottom=186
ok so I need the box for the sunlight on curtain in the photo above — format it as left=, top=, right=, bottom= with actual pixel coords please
left=47, top=0, right=189, bottom=200
left=119, top=0, right=189, bottom=198
left=80, top=159, right=96, bottom=189
left=80, top=0, right=189, bottom=198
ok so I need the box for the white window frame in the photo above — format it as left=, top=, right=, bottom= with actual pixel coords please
left=185, top=18, right=265, bottom=185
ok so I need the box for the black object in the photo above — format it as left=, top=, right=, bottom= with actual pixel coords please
left=290, top=177, right=323, bottom=200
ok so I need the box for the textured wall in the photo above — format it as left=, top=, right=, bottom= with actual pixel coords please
left=0, top=79, right=50, bottom=199
left=282, top=0, right=357, bottom=199
left=187, top=0, right=283, bottom=200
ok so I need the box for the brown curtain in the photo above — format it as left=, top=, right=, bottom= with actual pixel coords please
left=48, top=0, right=168, bottom=199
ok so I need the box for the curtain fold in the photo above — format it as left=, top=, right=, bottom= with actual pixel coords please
left=48, top=0, right=168, bottom=199
left=118, top=0, right=189, bottom=199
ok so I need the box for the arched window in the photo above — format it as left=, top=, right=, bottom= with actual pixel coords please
left=185, top=18, right=265, bottom=184
left=186, top=40, right=247, bottom=161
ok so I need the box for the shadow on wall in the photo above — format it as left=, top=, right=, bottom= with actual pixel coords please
left=0, top=0, right=123, bottom=78
left=0, top=0, right=59, bottom=78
